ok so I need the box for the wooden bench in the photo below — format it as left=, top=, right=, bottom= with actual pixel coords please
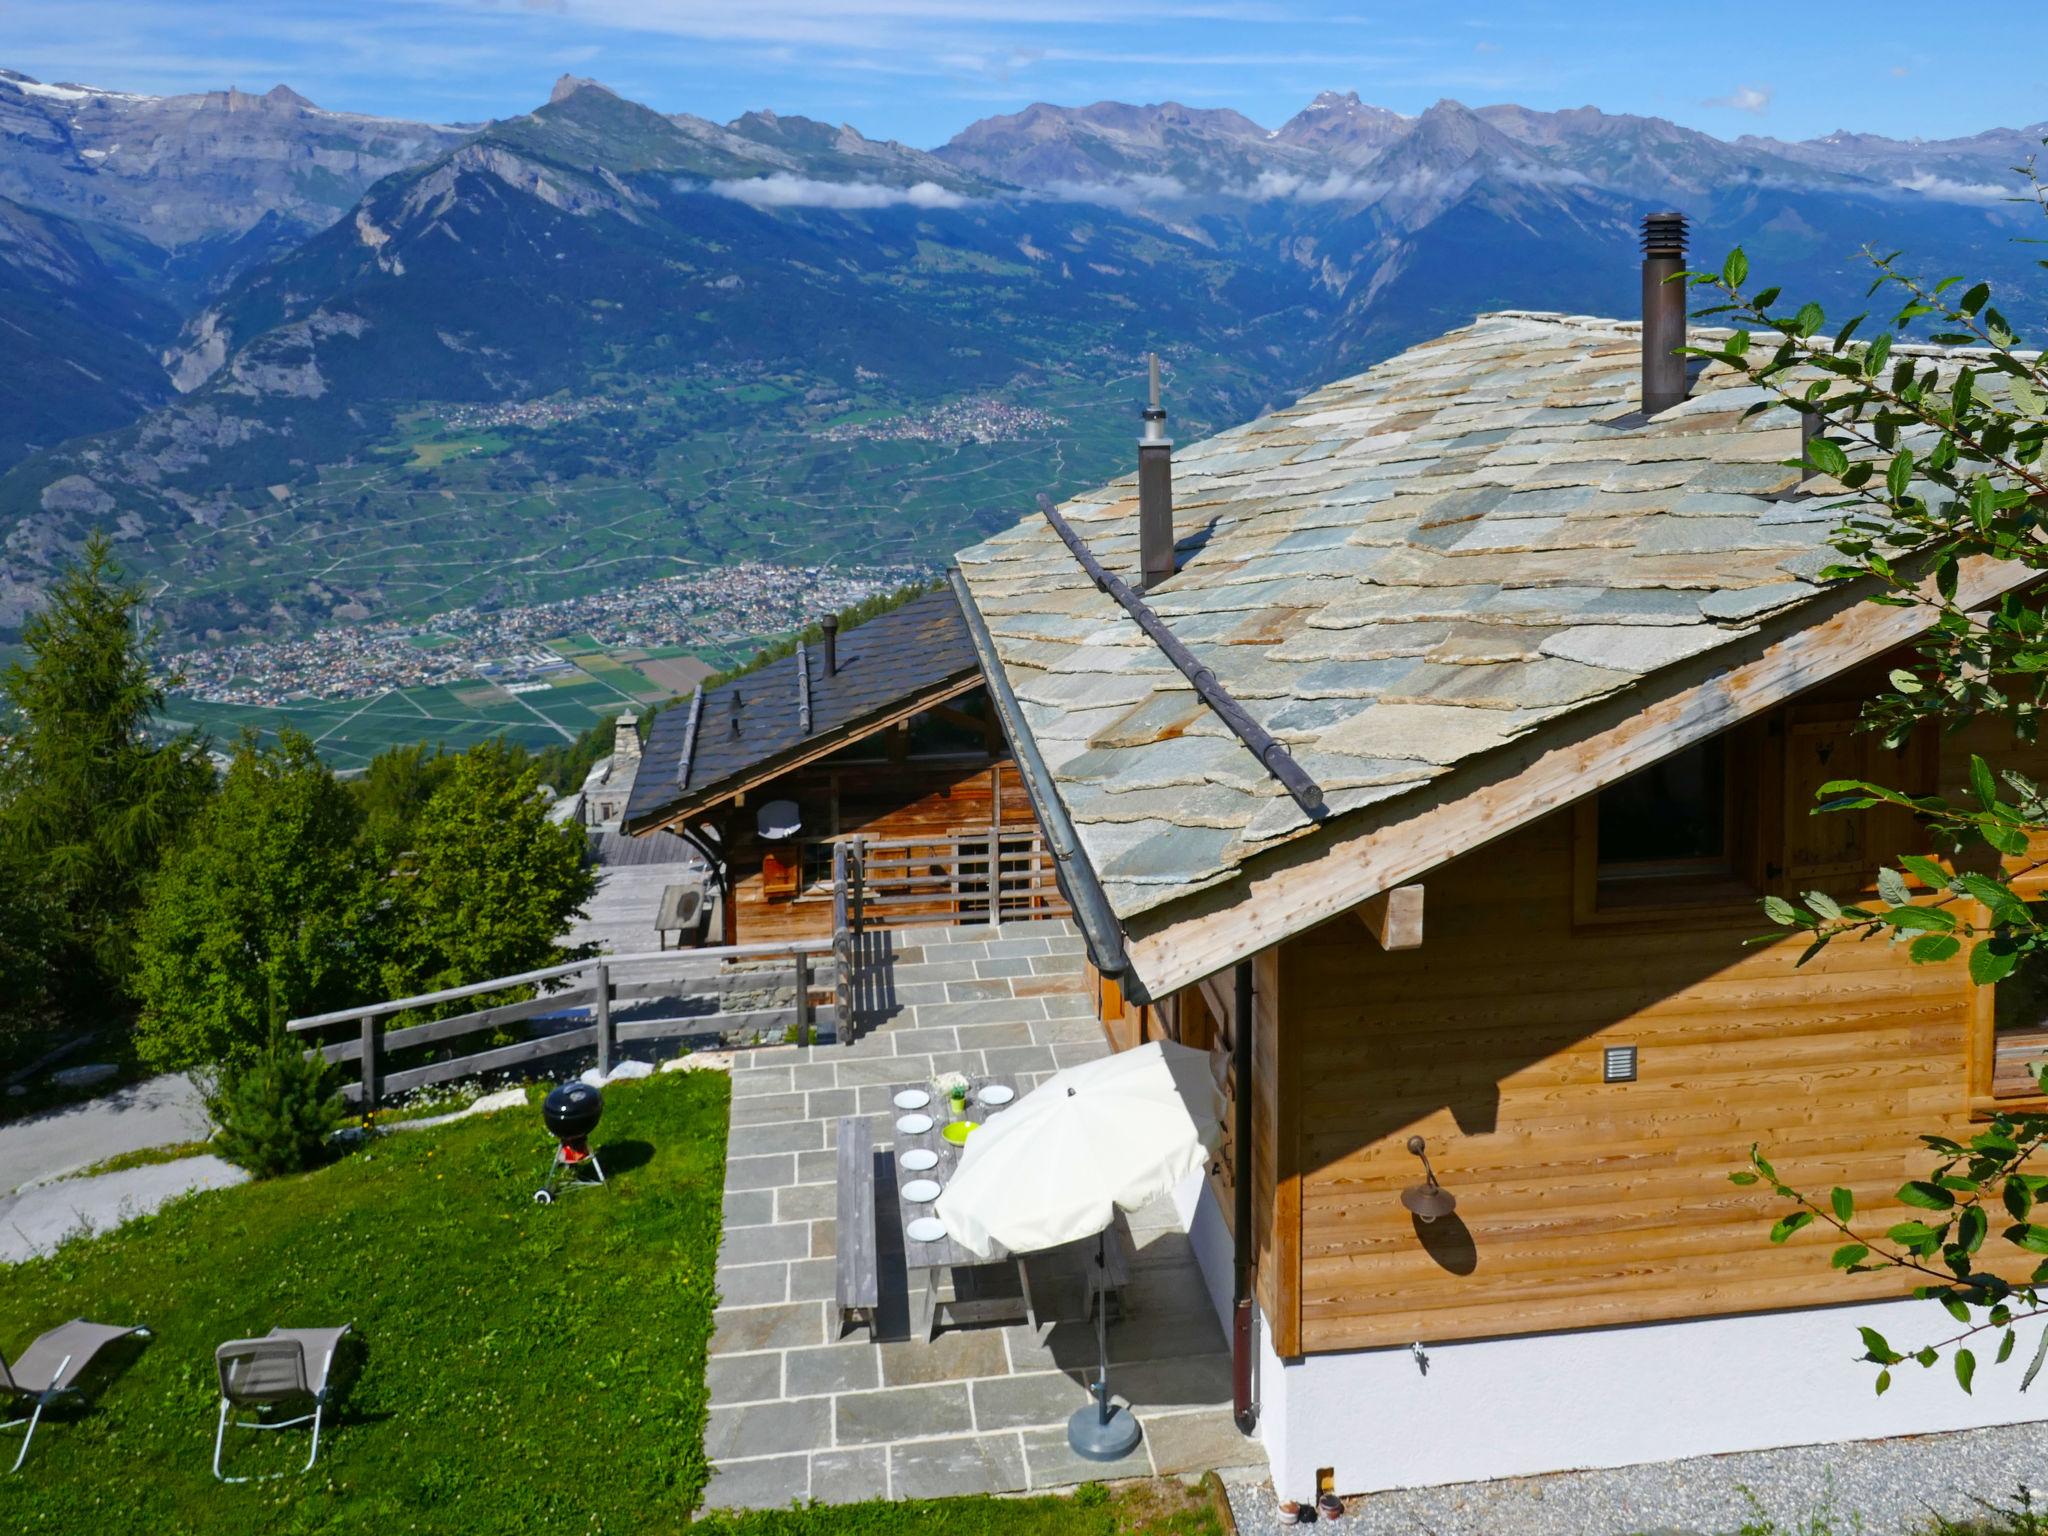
left=834, top=1117, right=879, bottom=1336
left=1079, top=1217, right=1133, bottom=1324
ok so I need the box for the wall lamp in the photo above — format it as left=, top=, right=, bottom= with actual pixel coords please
left=1400, top=1135, right=1457, bottom=1223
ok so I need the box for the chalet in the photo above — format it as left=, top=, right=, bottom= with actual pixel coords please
left=948, top=220, right=2048, bottom=1495
left=620, top=588, right=1061, bottom=944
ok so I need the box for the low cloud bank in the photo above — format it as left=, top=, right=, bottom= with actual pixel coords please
left=708, top=175, right=971, bottom=210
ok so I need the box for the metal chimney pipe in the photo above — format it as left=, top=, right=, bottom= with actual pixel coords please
left=1640, top=211, right=1689, bottom=415
left=1137, top=352, right=1174, bottom=590
left=821, top=613, right=839, bottom=675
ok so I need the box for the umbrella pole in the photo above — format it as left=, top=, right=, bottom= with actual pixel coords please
left=1067, top=1228, right=1142, bottom=1461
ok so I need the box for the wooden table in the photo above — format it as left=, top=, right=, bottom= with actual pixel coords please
left=888, top=1075, right=1037, bottom=1341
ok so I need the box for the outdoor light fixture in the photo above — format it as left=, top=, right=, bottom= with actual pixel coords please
left=1604, top=1044, right=1639, bottom=1083
left=1400, top=1135, right=1456, bottom=1223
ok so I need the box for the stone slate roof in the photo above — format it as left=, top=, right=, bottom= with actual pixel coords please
left=954, top=310, right=1859, bottom=922
left=622, top=587, right=978, bottom=830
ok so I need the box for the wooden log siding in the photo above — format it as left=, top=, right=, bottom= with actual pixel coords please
left=1267, top=673, right=2048, bottom=1357
left=289, top=941, right=837, bottom=1106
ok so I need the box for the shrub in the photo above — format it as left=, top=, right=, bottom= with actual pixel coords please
left=207, top=1029, right=346, bottom=1178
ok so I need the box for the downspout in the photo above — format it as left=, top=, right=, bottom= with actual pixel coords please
left=946, top=565, right=1134, bottom=994
left=1232, top=958, right=1258, bottom=1434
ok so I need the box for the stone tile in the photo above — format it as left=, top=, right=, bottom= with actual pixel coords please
left=985, top=937, right=1051, bottom=958
left=954, top=1021, right=1036, bottom=1051
left=785, top=1341, right=881, bottom=1397
left=731, top=1067, right=794, bottom=1097
left=706, top=1351, right=784, bottom=1405
left=971, top=1370, right=1094, bottom=1430
left=908, top=1000, right=1046, bottom=1028
left=705, top=1396, right=834, bottom=1460
left=1040, top=995, right=1098, bottom=1020
left=795, top=1150, right=837, bottom=1184
left=889, top=1431, right=1027, bottom=1498
left=1031, top=1016, right=1107, bottom=1045
left=726, top=1154, right=796, bottom=1191
left=926, top=1052, right=987, bottom=1078
left=1144, top=1406, right=1264, bottom=1475
left=1015, top=972, right=1087, bottom=995
left=943, top=980, right=1014, bottom=1003
left=731, top=1093, right=809, bottom=1126
left=885, top=959, right=980, bottom=984
left=973, top=958, right=1036, bottom=980
left=715, top=1263, right=789, bottom=1307
left=720, top=1222, right=814, bottom=1267
left=836, top=1054, right=935, bottom=1086
left=809, top=1218, right=837, bottom=1258
left=984, top=1045, right=1058, bottom=1076
left=804, top=1087, right=857, bottom=1120
left=722, top=1189, right=775, bottom=1227
left=703, top=1453, right=809, bottom=1509
left=921, top=942, right=989, bottom=963
left=1020, top=1423, right=1150, bottom=1490
left=790, top=1063, right=839, bottom=1091
left=786, top=1257, right=838, bottom=1304
left=1050, top=1042, right=1110, bottom=1069
left=888, top=1026, right=961, bottom=1054
left=710, top=1302, right=826, bottom=1355
left=1117, top=1353, right=1235, bottom=1409
left=877, top=1327, right=1009, bottom=1386
left=729, top=1120, right=826, bottom=1157
left=888, top=982, right=952, bottom=1005
left=775, top=1182, right=835, bottom=1222
left=809, top=1446, right=889, bottom=1503
left=835, top=1382, right=973, bottom=1444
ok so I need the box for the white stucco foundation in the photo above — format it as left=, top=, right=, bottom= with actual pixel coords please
left=1176, top=1177, right=2048, bottom=1499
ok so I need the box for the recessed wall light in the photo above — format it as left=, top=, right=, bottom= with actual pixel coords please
left=1604, top=1045, right=1638, bottom=1083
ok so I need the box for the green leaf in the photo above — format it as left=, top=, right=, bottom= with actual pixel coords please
left=1876, top=1368, right=1892, bottom=1395
left=1899, top=854, right=1950, bottom=889
left=2004, top=1179, right=2034, bottom=1222
left=1769, top=1210, right=1815, bottom=1243
left=1762, top=895, right=1805, bottom=927
left=1795, top=300, right=1826, bottom=336
left=1886, top=448, right=1915, bottom=501
left=1832, top=1186, right=1855, bottom=1223
left=1831, top=1242, right=1870, bottom=1269
left=1859, top=1325, right=1897, bottom=1363
left=1972, top=755, right=1999, bottom=811
left=1806, top=890, right=1844, bottom=921
left=1909, top=934, right=1963, bottom=964
left=1972, top=941, right=2022, bottom=987
left=1806, top=436, right=1850, bottom=478
left=1956, top=1347, right=1977, bottom=1394
left=2007, top=1223, right=2048, bottom=1254
left=1959, top=1204, right=1988, bottom=1254
left=2024, top=1327, right=2048, bottom=1391
left=1898, top=1180, right=1957, bottom=1210
left=1723, top=248, right=1749, bottom=289
left=1887, top=1220, right=1940, bottom=1246
left=1959, top=282, right=1991, bottom=317
left=2000, top=1330, right=2017, bottom=1365
left=1878, top=867, right=1913, bottom=906
left=1730, top=1170, right=1760, bottom=1185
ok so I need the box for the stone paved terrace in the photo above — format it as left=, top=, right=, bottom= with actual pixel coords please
left=703, top=918, right=1257, bottom=1507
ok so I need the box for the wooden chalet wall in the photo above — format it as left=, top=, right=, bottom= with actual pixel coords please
left=1176, top=660, right=2048, bottom=1358
left=715, top=754, right=1035, bottom=944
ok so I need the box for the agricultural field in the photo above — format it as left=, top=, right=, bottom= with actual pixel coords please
left=159, top=641, right=713, bottom=771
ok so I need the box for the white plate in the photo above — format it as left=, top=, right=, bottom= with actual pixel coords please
left=902, top=1179, right=943, bottom=1203
left=906, top=1216, right=948, bottom=1243
left=895, top=1113, right=934, bottom=1136
left=893, top=1089, right=931, bottom=1110
left=976, top=1084, right=1016, bottom=1106
left=900, top=1148, right=939, bottom=1171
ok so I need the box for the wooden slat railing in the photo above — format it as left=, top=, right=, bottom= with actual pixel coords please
left=289, top=938, right=836, bottom=1108
left=841, top=828, right=1069, bottom=929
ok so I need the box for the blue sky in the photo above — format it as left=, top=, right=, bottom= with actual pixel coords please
left=3, top=0, right=2042, bottom=146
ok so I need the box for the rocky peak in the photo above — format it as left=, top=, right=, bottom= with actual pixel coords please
left=264, top=84, right=316, bottom=111
left=550, top=74, right=616, bottom=105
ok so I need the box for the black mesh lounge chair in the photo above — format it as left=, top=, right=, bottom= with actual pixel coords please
left=212, top=1326, right=352, bottom=1482
left=2, top=1318, right=149, bottom=1473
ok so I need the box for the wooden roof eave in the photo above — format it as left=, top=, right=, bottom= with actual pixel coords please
left=1117, top=551, right=2042, bottom=1001
left=621, top=670, right=984, bottom=837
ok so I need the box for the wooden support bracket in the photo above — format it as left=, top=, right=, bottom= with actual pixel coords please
left=1357, top=884, right=1424, bottom=950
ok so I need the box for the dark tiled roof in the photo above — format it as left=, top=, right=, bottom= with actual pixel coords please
left=622, top=587, right=979, bottom=830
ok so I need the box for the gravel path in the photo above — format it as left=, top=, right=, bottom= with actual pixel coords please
left=0, top=1072, right=209, bottom=1192
left=0, top=1155, right=247, bottom=1263
left=1225, top=1420, right=2048, bottom=1535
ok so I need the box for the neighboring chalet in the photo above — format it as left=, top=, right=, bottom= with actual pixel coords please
left=620, top=589, right=1055, bottom=944
left=950, top=223, right=2048, bottom=1495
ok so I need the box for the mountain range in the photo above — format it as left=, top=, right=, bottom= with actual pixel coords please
left=1, top=67, right=2042, bottom=643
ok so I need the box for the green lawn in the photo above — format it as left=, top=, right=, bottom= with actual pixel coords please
left=0, top=1071, right=1228, bottom=1535
left=0, top=1072, right=726, bottom=1534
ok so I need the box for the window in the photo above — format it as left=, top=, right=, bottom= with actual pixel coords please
left=1987, top=947, right=2048, bottom=1103
left=1596, top=739, right=1729, bottom=874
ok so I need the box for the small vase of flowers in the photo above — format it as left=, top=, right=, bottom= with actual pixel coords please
left=936, top=1071, right=971, bottom=1122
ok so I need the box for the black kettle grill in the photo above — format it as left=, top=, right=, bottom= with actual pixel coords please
left=534, top=1081, right=607, bottom=1203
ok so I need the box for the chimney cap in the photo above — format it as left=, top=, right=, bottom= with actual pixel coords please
left=1140, top=351, right=1170, bottom=447
left=1640, top=210, right=1688, bottom=258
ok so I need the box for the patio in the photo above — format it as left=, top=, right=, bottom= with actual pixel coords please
left=704, top=918, right=1255, bottom=1506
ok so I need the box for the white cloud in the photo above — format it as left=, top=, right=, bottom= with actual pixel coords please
left=707, top=173, right=971, bottom=208
left=1894, top=171, right=2013, bottom=203
left=1702, top=83, right=1772, bottom=116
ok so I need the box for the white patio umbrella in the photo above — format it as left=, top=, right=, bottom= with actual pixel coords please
left=935, top=1039, right=1222, bottom=1461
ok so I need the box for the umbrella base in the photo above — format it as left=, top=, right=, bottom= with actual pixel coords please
left=1066, top=1402, right=1142, bottom=1462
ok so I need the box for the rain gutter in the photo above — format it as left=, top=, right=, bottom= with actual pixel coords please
left=946, top=564, right=1136, bottom=995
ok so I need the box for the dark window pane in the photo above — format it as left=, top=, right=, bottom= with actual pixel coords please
left=1597, top=739, right=1727, bottom=866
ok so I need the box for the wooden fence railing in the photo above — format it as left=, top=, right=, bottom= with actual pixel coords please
left=834, top=828, right=1068, bottom=932
left=287, top=939, right=836, bottom=1107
